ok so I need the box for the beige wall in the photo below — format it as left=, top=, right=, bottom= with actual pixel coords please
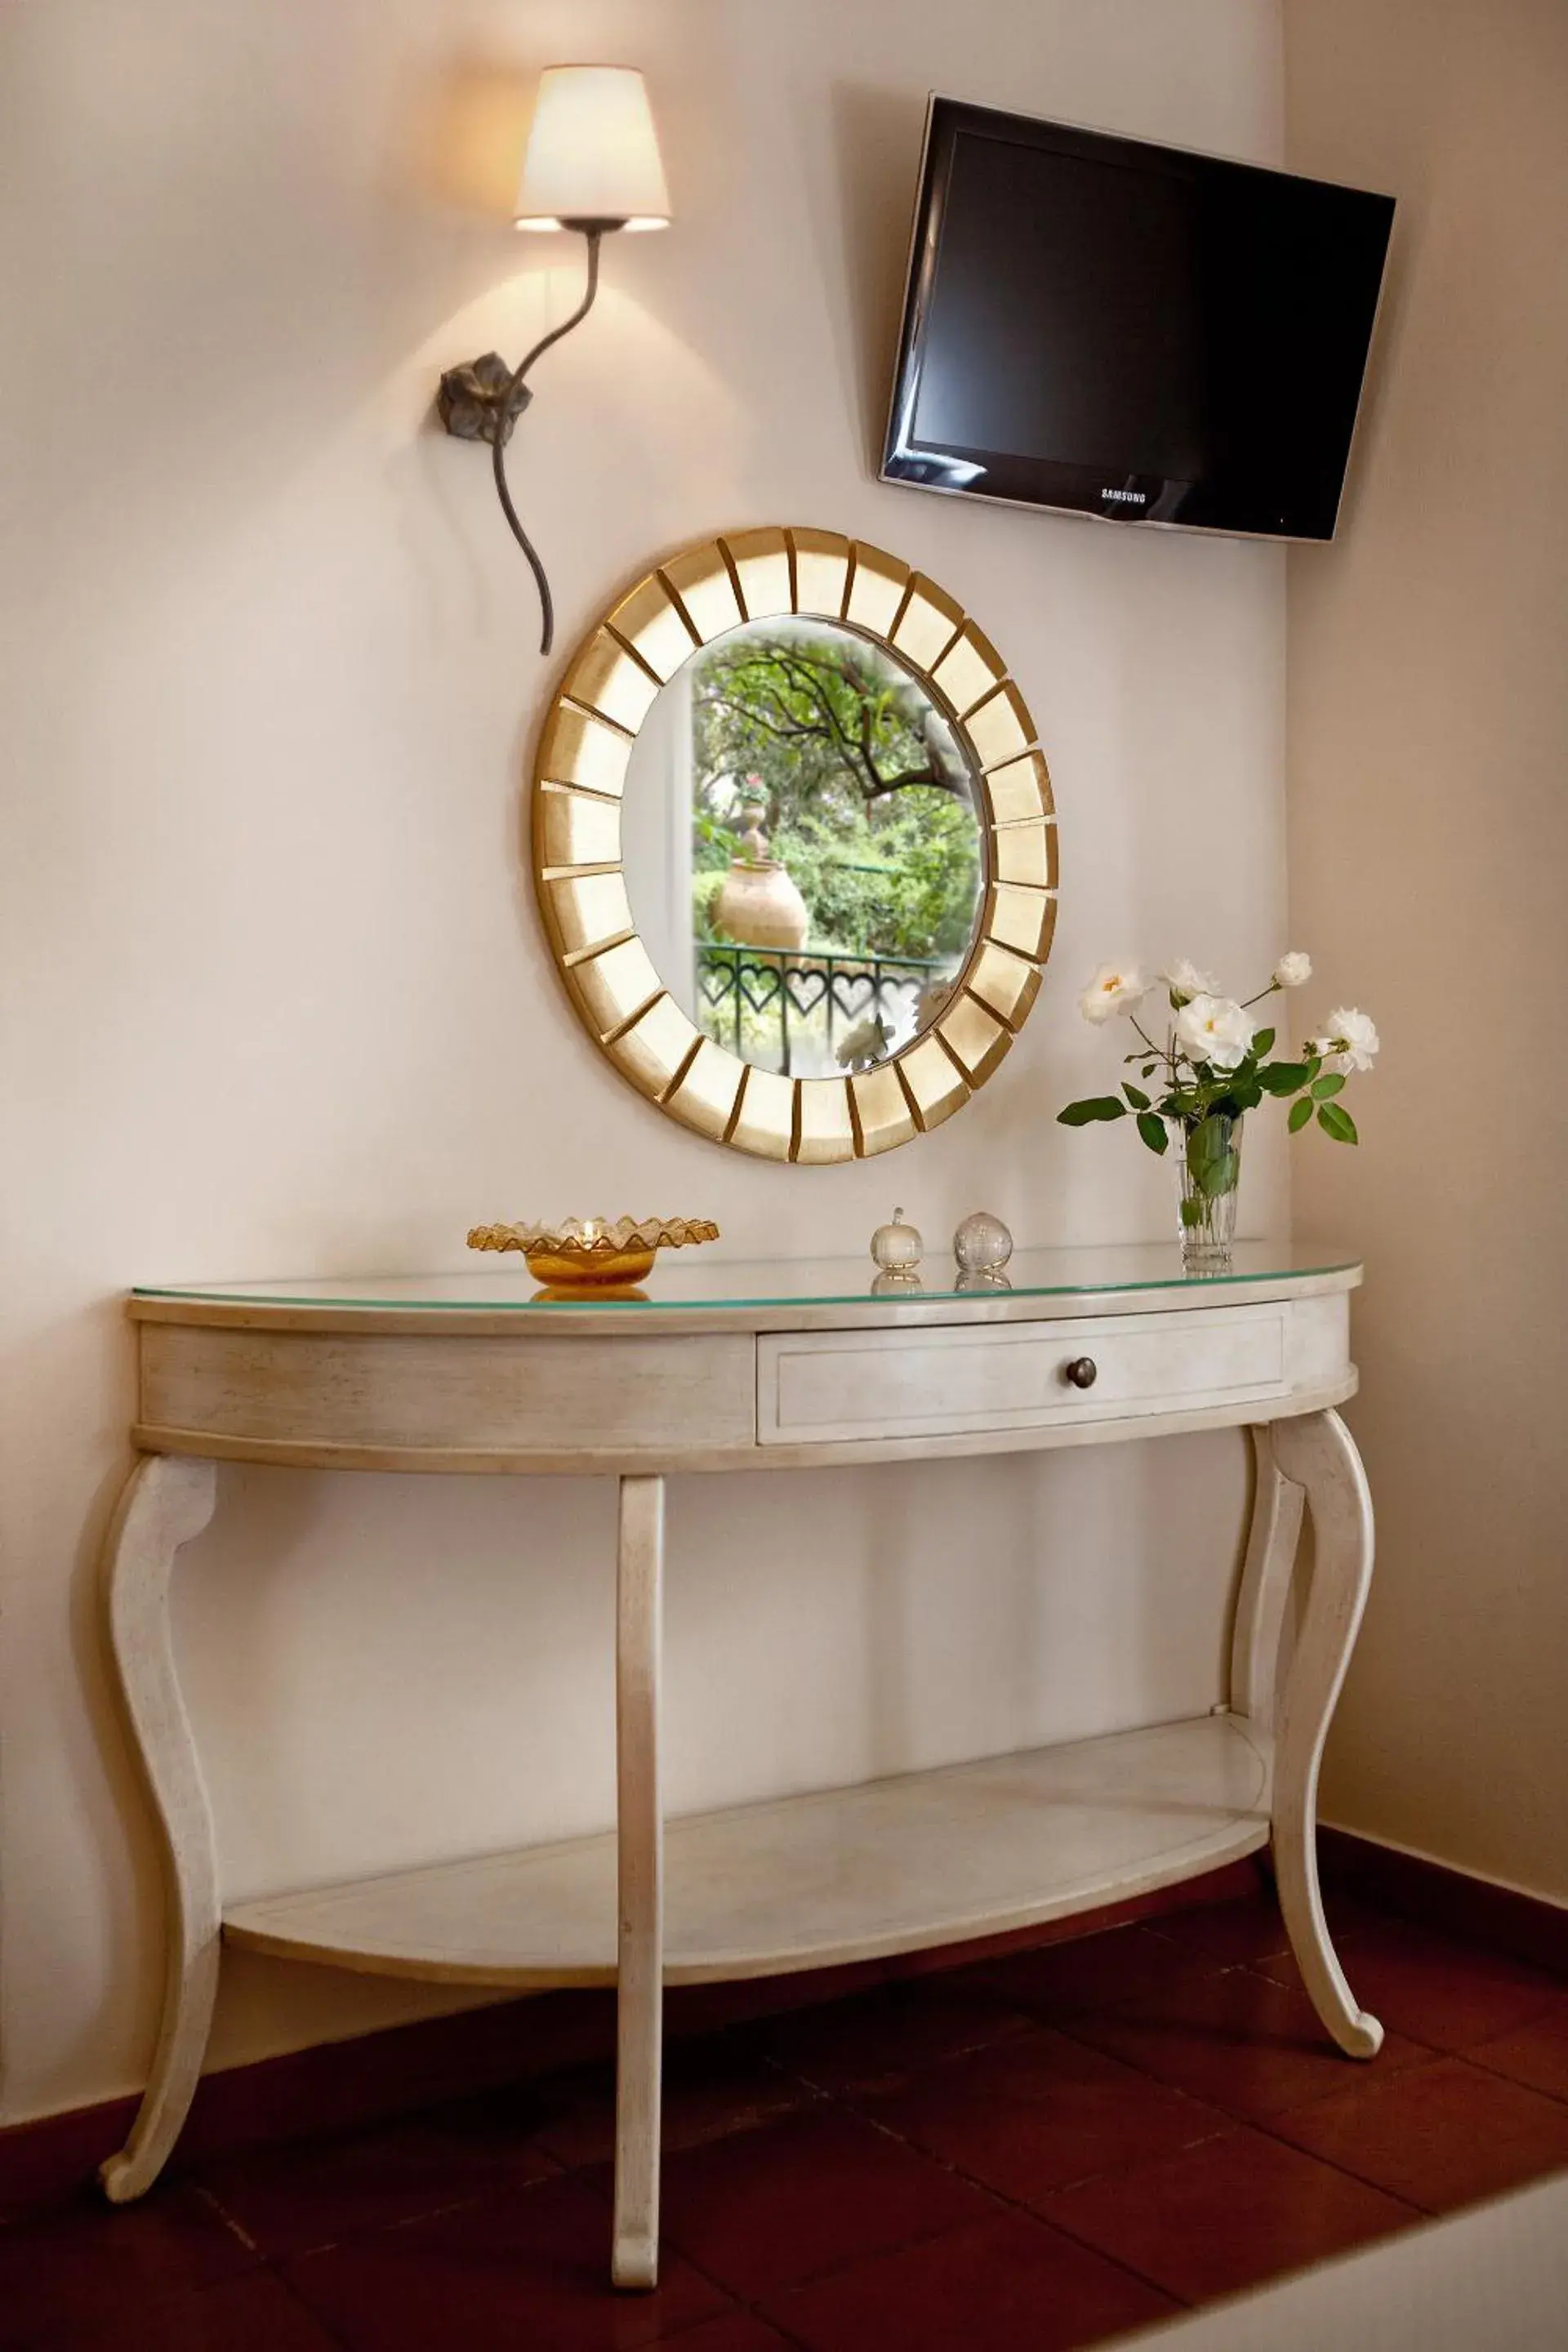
left=1286, top=0, right=1568, bottom=1896
left=0, top=0, right=1290, bottom=2123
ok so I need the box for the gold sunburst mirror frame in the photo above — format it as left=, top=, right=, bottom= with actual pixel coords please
left=532, top=527, right=1058, bottom=1162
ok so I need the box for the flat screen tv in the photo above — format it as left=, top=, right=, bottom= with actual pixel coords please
left=882, top=100, right=1395, bottom=541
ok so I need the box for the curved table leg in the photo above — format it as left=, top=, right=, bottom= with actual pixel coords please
left=1268, top=1410, right=1383, bottom=2059
left=1230, top=1424, right=1305, bottom=1736
left=612, top=1474, right=664, bottom=2290
left=98, top=1454, right=221, bottom=2203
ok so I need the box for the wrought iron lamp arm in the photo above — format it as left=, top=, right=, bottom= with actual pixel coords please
left=502, top=226, right=604, bottom=396
left=491, top=228, right=601, bottom=655
left=438, top=226, right=604, bottom=657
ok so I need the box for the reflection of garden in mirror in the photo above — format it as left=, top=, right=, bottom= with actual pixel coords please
left=621, top=619, right=984, bottom=1076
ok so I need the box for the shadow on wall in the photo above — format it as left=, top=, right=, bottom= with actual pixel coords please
left=827, top=82, right=928, bottom=478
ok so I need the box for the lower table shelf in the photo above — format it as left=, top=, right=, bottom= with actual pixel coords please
left=222, top=1713, right=1272, bottom=1989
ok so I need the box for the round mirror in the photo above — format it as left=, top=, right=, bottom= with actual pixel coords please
left=533, top=528, right=1057, bottom=1162
left=622, top=617, right=983, bottom=1082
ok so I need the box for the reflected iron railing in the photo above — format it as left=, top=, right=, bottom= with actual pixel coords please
left=695, top=941, right=948, bottom=1075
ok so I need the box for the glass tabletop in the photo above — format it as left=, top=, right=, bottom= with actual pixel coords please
left=133, top=1241, right=1360, bottom=1314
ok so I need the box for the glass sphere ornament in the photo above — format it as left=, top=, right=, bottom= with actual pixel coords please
left=870, top=1207, right=923, bottom=1276
left=953, top=1209, right=1013, bottom=1274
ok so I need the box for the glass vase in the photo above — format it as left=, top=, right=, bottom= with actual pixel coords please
left=1173, top=1111, right=1244, bottom=1273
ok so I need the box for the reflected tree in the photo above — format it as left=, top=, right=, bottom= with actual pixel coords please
left=690, top=632, right=980, bottom=962
left=696, top=634, right=970, bottom=809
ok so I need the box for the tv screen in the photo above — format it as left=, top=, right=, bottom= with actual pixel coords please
left=882, top=101, right=1394, bottom=541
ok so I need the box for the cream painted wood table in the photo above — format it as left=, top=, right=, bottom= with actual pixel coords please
left=100, top=1244, right=1383, bottom=2289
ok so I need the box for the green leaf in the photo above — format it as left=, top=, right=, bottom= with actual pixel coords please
left=1257, top=1062, right=1311, bottom=1096
left=1122, top=1082, right=1151, bottom=1111
left=1250, top=1027, right=1276, bottom=1058
left=1180, top=1195, right=1205, bottom=1227
left=1136, top=1111, right=1169, bottom=1155
left=1311, top=1072, right=1346, bottom=1099
left=1232, top=1081, right=1263, bottom=1111
left=1288, top=1097, right=1314, bottom=1134
left=1317, top=1102, right=1359, bottom=1144
left=1197, top=1149, right=1241, bottom=1199
left=1057, top=1097, right=1128, bottom=1125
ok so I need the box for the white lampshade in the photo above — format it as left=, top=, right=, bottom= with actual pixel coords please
left=514, top=65, right=670, bottom=232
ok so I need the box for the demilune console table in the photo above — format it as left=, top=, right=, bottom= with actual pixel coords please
left=99, top=1242, right=1382, bottom=2288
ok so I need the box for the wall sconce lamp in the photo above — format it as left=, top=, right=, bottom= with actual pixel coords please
left=437, top=65, right=670, bottom=654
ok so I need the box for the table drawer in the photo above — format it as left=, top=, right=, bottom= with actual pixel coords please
left=757, top=1305, right=1289, bottom=1444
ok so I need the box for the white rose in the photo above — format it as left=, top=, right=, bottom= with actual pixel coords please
left=1079, top=963, right=1148, bottom=1024
left=1312, top=1007, right=1379, bottom=1074
left=1273, top=951, right=1312, bottom=989
left=835, top=1013, right=891, bottom=1071
left=1175, top=993, right=1256, bottom=1071
left=1164, top=957, right=1218, bottom=1004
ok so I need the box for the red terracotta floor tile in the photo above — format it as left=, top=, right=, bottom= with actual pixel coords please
left=1068, top=1961, right=1429, bottom=2119
left=861, top=2027, right=1229, bottom=2203
left=1257, top=1918, right=1566, bottom=2051
left=198, top=2106, right=556, bottom=2256
left=965, top=1924, right=1207, bottom=2021
left=1040, top=2123, right=1416, bottom=2304
left=1267, top=2053, right=1568, bottom=2213
left=766, top=2207, right=1176, bottom=2352
left=533, top=2034, right=822, bottom=2169
left=285, top=2171, right=727, bottom=2350
left=662, top=2316, right=797, bottom=2352
left=38, top=2270, right=342, bottom=2352
left=657, top=2105, right=996, bottom=2299
left=1141, top=1889, right=1370, bottom=1971
left=1470, top=2009, right=1568, bottom=2105
left=0, top=2185, right=255, bottom=2349
left=754, top=1974, right=1034, bottom=2098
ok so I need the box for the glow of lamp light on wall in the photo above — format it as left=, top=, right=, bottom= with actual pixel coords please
left=437, top=65, right=671, bottom=653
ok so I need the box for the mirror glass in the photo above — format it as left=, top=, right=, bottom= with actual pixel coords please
left=622, top=618, right=985, bottom=1077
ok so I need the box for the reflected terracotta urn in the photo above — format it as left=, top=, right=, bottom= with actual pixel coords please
left=711, top=795, right=809, bottom=953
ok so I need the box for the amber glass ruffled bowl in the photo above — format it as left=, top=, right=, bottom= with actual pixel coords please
left=466, top=1215, right=719, bottom=1290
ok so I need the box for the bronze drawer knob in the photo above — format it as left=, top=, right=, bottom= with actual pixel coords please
left=1064, top=1356, right=1098, bottom=1389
